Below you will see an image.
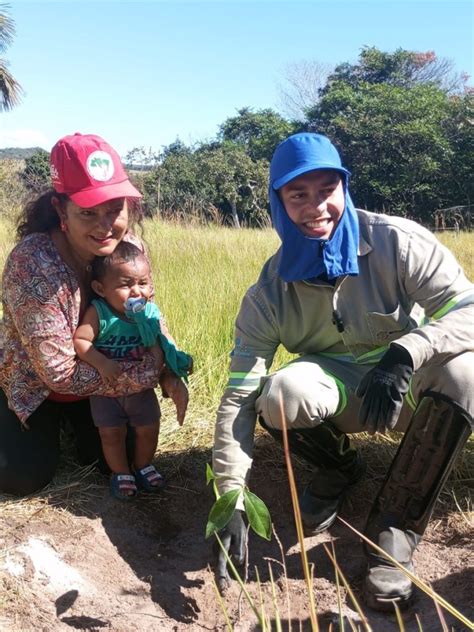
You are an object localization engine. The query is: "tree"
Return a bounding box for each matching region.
[0,3,23,111]
[143,149,201,217]
[307,81,455,221]
[324,46,469,95]
[143,140,269,226]
[440,91,474,206]
[197,142,269,227]
[161,138,192,159]
[277,59,333,119]
[124,146,160,171]
[20,149,51,192]
[304,46,473,222]
[219,107,295,162]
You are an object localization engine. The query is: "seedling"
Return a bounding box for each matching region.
[205,463,272,541]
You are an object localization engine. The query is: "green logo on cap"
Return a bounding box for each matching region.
[86,151,115,182]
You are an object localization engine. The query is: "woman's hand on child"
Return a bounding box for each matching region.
[150,344,165,376]
[159,369,189,426]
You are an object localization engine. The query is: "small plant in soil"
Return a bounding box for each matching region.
[205,463,271,541]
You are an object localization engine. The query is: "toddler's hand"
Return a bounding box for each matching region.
[99,359,123,385]
[159,370,189,426]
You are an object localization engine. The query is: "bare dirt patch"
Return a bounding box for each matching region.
[1,423,472,632]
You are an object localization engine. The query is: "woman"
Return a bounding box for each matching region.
[0,132,186,496]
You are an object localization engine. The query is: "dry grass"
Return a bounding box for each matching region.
[0,216,472,630]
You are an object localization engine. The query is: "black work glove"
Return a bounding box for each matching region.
[214,509,247,591]
[356,345,414,435]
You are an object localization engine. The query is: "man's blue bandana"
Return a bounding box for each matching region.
[269,133,360,282]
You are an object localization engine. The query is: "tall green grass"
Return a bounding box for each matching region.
[0,216,472,416]
[143,220,290,412]
[143,221,474,411]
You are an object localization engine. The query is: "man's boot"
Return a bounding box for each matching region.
[259,417,365,534]
[363,392,472,611]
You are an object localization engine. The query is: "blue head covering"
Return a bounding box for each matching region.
[270,133,359,282]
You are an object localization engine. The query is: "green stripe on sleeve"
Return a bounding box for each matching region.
[227,371,263,390]
[431,290,474,320]
[319,346,388,365]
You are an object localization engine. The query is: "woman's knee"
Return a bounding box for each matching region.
[0,396,60,496]
[0,455,58,496]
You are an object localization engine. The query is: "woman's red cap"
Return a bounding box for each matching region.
[50,133,141,208]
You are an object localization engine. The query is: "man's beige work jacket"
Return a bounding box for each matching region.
[213,210,474,496]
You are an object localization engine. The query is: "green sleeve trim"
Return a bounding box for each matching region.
[431,290,474,320]
[356,346,388,364]
[319,346,387,365]
[228,371,263,390]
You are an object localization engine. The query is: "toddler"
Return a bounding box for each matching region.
[74,241,192,499]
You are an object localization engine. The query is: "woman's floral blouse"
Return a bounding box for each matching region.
[0,232,161,425]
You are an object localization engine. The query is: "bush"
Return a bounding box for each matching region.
[20,149,51,193]
[0,159,28,220]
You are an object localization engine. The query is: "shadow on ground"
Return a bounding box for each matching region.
[3,426,471,630]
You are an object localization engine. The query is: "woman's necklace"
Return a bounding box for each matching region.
[50,230,94,319]
[68,250,93,283]
[51,230,93,278]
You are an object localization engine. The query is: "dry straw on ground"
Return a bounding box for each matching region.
[0,218,472,630]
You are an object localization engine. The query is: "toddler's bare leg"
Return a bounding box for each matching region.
[134,423,160,470]
[98,426,129,474]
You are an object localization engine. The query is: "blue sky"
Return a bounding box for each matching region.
[1,0,473,157]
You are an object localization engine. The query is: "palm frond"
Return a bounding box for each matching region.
[0,58,23,111]
[0,3,16,54]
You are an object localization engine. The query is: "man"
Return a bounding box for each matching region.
[212,133,473,610]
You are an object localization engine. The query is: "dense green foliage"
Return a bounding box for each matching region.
[322,47,469,93]
[306,47,473,221]
[136,47,472,226]
[143,138,270,226]
[20,148,50,192]
[308,82,458,220]
[219,106,296,161]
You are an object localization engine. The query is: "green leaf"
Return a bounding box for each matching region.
[205,489,241,539]
[205,463,216,485]
[243,489,272,541]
